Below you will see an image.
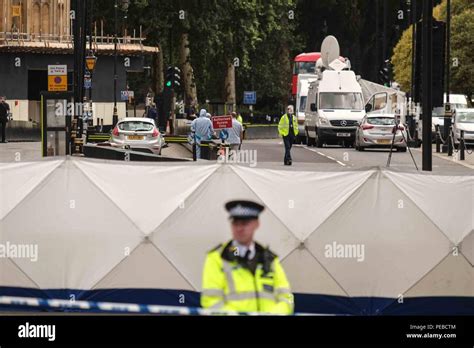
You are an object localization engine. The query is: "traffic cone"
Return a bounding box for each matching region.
[166,120,171,135]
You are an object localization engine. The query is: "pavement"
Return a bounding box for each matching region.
[1,140,473,175]
[426,144,474,170]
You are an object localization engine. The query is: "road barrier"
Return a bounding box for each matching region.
[5,121,41,142]
[244,124,279,140]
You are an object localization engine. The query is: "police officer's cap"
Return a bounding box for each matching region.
[225,200,265,221]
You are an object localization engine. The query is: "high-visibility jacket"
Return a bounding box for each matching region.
[237,115,243,125]
[278,113,299,137]
[201,240,294,315]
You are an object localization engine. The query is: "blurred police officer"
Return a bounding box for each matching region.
[278,105,298,166]
[201,200,294,314]
[0,96,11,143]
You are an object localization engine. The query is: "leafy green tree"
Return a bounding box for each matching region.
[392,0,474,98]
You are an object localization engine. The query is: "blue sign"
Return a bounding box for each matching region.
[84,78,92,90]
[243,91,257,105]
[120,91,129,101]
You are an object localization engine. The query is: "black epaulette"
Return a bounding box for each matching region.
[208,243,223,253]
[255,243,277,260]
[260,244,277,275]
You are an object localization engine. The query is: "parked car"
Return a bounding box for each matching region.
[111,118,164,155]
[431,94,469,141]
[355,113,407,152]
[453,108,474,147]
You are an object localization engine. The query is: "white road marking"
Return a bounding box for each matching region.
[303,146,347,167]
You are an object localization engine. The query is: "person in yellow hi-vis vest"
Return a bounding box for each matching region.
[201,200,294,315]
[278,105,299,166]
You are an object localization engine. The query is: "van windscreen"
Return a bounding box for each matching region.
[299,96,307,112]
[319,93,364,110]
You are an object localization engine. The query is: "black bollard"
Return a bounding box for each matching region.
[435,125,441,153]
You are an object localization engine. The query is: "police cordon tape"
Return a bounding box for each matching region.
[0,296,320,316]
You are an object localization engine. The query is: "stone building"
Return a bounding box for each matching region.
[0,0,158,125]
[0,0,71,39]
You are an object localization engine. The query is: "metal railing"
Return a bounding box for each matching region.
[0,31,146,46]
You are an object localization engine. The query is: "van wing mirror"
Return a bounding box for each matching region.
[365,104,373,113]
[310,103,317,112]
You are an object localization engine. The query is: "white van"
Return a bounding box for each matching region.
[295,73,318,144]
[304,70,365,147]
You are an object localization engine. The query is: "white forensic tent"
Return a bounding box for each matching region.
[0,158,473,315]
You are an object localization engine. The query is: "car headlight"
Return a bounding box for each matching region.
[319,116,329,125]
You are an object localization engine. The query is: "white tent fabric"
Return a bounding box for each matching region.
[384,171,474,245]
[462,231,474,266]
[232,166,374,241]
[0,158,472,314]
[306,172,452,299]
[0,160,63,220]
[74,161,219,235]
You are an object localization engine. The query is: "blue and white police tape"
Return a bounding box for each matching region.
[0,296,317,316]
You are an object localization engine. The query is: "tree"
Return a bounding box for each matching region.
[391,0,474,97]
[450,9,474,100]
[391,25,412,92]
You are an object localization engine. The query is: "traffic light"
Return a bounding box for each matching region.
[165,66,181,90]
[414,18,446,106]
[379,59,393,87]
[432,20,446,108]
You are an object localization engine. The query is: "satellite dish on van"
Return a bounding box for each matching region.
[321,35,340,69]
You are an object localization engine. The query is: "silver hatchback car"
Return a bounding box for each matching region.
[355,114,407,152]
[111,118,164,155]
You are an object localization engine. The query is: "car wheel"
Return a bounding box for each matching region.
[358,146,365,152]
[397,147,407,153]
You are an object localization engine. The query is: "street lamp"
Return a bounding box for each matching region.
[444,0,453,156]
[113,0,119,127]
[85,52,97,73]
[112,0,130,127]
[86,51,97,126]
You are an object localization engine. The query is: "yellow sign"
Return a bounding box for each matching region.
[48,65,68,92]
[12,5,21,17]
[48,75,68,92]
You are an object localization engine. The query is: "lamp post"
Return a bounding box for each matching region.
[85,51,97,126]
[113,0,118,127]
[88,0,94,125]
[444,0,452,156]
[422,0,433,171]
[112,0,129,127]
